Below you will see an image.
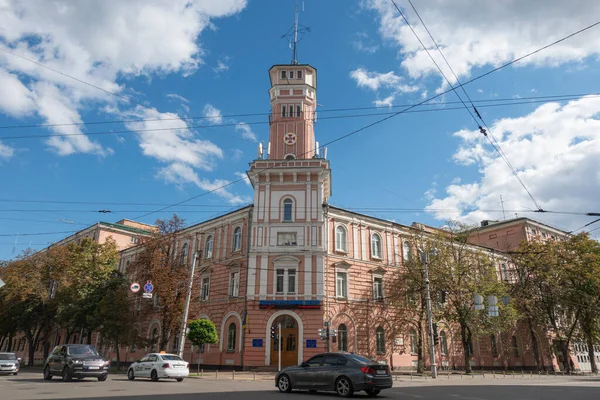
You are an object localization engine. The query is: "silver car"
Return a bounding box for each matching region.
[0,352,21,375]
[275,353,393,397]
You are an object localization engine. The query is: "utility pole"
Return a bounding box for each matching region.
[278,323,282,372]
[178,250,200,359]
[422,251,438,379]
[325,321,331,352]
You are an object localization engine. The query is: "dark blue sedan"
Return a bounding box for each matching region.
[275,352,393,397]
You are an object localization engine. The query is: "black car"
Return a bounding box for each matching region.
[43,344,110,382]
[275,352,393,397]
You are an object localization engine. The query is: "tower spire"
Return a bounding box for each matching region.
[283,1,309,65]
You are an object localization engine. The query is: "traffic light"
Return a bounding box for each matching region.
[271,325,277,339]
[432,323,439,346]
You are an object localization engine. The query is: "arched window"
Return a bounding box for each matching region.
[491,335,498,357]
[440,331,448,355]
[338,324,348,352]
[335,225,347,252]
[409,329,417,354]
[283,199,293,222]
[285,154,296,160]
[501,263,509,281]
[204,235,213,259]
[180,242,188,265]
[232,227,242,252]
[376,326,385,354]
[371,233,382,258]
[512,335,520,357]
[227,323,236,351]
[402,241,411,262]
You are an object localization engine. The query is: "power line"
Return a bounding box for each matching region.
[0,92,597,131]
[395,0,543,212]
[3,95,600,141]
[0,230,78,237]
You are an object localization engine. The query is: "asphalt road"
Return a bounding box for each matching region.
[2,370,600,400]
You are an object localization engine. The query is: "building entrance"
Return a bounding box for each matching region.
[270,315,298,367]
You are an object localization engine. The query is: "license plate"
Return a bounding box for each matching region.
[174,365,184,368]
[88,366,99,370]
[376,370,386,375]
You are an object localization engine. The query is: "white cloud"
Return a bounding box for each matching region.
[235,122,257,142]
[373,95,395,108]
[235,171,251,187]
[213,55,230,73]
[0,0,247,156]
[166,93,190,103]
[426,96,600,232]
[120,106,249,205]
[362,0,600,84]
[0,141,14,160]
[203,104,223,125]
[349,68,418,92]
[353,32,380,54]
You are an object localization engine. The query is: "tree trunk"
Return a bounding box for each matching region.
[461,324,472,374]
[115,338,121,371]
[416,326,424,373]
[0,335,5,351]
[586,334,598,373]
[528,320,541,371]
[87,329,92,344]
[7,331,13,352]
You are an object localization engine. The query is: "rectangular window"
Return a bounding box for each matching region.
[281,70,287,79]
[288,269,296,294]
[336,271,348,298]
[297,70,302,79]
[282,105,286,117]
[201,277,210,301]
[289,104,294,117]
[230,272,240,297]
[277,232,297,246]
[276,269,285,294]
[289,71,294,79]
[373,277,384,300]
[296,105,301,117]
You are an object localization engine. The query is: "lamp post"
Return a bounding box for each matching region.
[421,250,438,379]
[178,250,200,359]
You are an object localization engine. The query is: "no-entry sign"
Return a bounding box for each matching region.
[130,282,141,293]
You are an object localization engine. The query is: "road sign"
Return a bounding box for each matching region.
[130,282,140,293]
[142,292,153,299]
[144,282,154,293]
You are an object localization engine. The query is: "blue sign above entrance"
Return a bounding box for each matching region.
[306,340,317,348]
[252,339,264,348]
[259,300,321,310]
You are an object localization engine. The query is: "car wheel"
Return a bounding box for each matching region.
[62,366,72,382]
[366,388,381,397]
[43,365,52,380]
[277,374,292,393]
[176,378,184,382]
[97,375,108,382]
[151,370,159,382]
[335,376,354,398]
[128,369,135,381]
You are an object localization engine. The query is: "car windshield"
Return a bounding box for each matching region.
[161,355,183,361]
[0,353,17,360]
[348,354,376,364]
[67,345,99,356]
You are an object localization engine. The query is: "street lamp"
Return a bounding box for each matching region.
[419,249,438,379]
[177,250,201,358]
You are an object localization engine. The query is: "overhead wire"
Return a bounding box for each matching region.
[395,0,543,212]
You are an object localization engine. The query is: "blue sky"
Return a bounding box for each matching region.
[1,0,600,260]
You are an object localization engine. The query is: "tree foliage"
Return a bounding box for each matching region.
[186,318,218,348]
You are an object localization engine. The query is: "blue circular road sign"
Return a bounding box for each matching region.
[144,282,154,293]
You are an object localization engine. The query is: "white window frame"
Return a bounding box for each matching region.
[371,233,383,259]
[296,104,301,117]
[282,198,294,222]
[204,235,214,259]
[229,271,240,297]
[289,70,294,79]
[232,226,242,252]
[282,105,287,117]
[274,268,296,295]
[409,329,418,355]
[335,225,348,252]
[440,331,448,355]
[227,322,236,352]
[376,326,386,354]
[297,70,303,79]
[200,275,210,301]
[500,263,510,282]
[373,276,384,301]
[281,70,287,79]
[336,271,348,299]
[402,240,411,262]
[180,242,189,265]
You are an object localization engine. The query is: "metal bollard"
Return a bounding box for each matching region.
[493,370,496,379]
[447,371,450,379]
[522,370,524,377]
[410,372,413,381]
[253,371,256,381]
[503,370,506,378]
[216,370,218,379]
[530,371,533,378]
[232,370,235,380]
[460,373,463,379]
[201,369,203,378]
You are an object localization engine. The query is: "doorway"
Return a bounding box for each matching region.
[270,315,298,367]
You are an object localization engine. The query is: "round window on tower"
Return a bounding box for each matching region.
[285,154,296,160]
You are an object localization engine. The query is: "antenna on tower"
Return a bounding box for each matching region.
[282,0,309,64]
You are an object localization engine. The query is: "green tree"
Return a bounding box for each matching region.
[422,222,518,373]
[186,318,218,350]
